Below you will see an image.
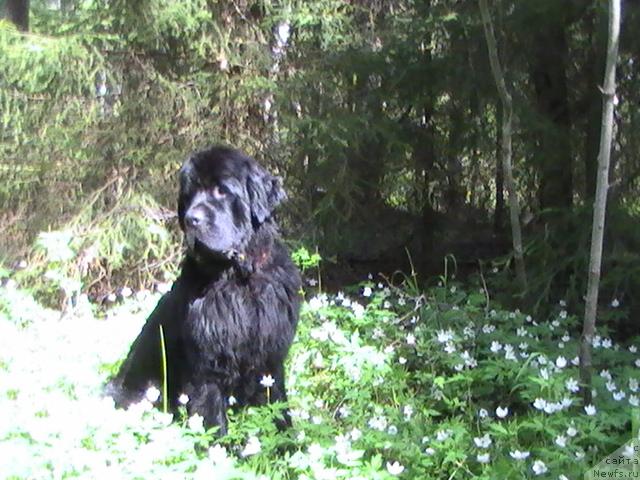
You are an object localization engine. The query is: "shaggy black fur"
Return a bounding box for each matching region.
[106,146,301,433]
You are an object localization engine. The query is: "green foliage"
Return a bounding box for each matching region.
[1,0,511,278]
[3,0,639,318]
[487,205,640,331]
[16,190,180,305]
[1,0,278,280]
[1,274,638,478]
[291,246,322,273]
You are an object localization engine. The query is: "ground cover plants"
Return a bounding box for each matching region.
[0,259,637,479]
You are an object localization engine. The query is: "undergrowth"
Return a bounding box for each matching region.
[0,258,638,479]
[13,189,181,307]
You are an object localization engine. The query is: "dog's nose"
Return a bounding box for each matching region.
[185,208,206,227]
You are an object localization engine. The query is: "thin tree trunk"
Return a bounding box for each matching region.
[583,10,606,200]
[579,0,621,405]
[479,0,527,292]
[494,101,505,233]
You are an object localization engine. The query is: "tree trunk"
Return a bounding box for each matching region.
[445,104,464,211]
[579,0,621,406]
[583,9,607,200]
[494,101,505,233]
[479,0,527,293]
[530,16,572,211]
[2,0,29,31]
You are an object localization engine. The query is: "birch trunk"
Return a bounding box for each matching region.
[478,0,527,292]
[579,0,621,405]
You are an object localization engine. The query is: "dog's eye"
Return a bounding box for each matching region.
[211,185,231,200]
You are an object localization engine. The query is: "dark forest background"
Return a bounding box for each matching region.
[1,0,639,330]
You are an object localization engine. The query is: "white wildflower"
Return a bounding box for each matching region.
[566,378,579,393]
[496,406,509,418]
[555,435,567,448]
[260,374,275,388]
[145,386,161,403]
[544,402,562,414]
[241,436,262,457]
[368,416,388,431]
[436,329,454,343]
[482,323,496,334]
[403,405,414,420]
[208,444,228,465]
[533,398,547,411]
[532,460,547,475]
[386,461,404,475]
[477,453,490,463]
[352,302,365,318]
[188,413,205,432]
[504,344,517,361]
[473,434,492,448]
[510,450,530,460]
[308,296,325,311]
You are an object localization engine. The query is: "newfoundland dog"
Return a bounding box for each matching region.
[107,146,301,434]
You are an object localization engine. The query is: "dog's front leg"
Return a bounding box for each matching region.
[187,380,228,436]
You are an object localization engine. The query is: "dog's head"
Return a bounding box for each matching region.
[177,146,286,265]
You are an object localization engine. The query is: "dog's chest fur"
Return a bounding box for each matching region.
[186,280,254,356]
[183,264,299,372]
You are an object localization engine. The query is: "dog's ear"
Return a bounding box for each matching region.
[246,162,287,225]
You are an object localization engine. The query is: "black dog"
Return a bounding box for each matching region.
[107,146,301,433]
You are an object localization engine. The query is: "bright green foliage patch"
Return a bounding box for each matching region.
[0,274,636,479]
